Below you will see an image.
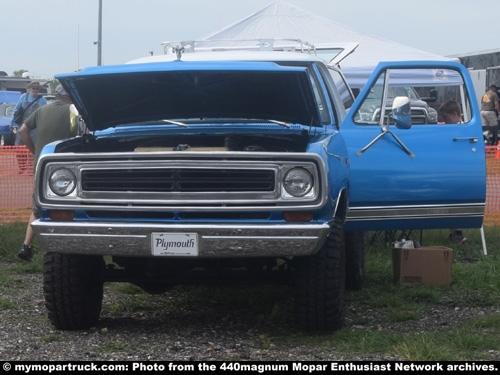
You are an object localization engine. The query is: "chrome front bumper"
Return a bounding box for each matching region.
[31,221,331,258]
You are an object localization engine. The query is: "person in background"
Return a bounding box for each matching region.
[438,99,467,244]
[480,85,500,145]
[17,85,75,261]
[10,82,48,172]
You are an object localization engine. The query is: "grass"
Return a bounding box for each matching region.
[0,221,42,272]
[326,228,500,360]
[1,223,499,360]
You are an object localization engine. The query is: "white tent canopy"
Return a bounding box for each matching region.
[198,1,454,85]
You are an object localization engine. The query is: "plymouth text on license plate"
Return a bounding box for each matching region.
[151,233,199,256]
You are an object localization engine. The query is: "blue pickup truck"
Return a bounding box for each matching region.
[0,91,21,146]
[31,40,485,332]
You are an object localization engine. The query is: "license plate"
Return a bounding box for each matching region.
[151,233,198,256]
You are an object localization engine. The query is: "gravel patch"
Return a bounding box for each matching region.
[1,269,499,361]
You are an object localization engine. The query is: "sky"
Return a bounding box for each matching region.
[1,0,498,79]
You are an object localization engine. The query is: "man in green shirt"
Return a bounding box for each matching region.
[17,84,75,261]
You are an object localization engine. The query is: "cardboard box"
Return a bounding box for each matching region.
[392,246,453,286]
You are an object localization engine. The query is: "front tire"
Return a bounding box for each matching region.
[293,217,346,332]
[43,253,105,330]
[344,231,365,291]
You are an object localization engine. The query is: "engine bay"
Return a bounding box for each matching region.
[55,132,312,154]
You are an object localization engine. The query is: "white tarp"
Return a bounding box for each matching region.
[198,1,454,85]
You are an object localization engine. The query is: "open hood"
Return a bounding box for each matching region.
[56,61,322,132]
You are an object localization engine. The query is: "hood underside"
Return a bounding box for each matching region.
[56,61,321,131]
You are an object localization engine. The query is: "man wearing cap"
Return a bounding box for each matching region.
[481,85,500,123]
[10,81,48,171]
[17,84,76,261]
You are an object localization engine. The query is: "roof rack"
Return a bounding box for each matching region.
[161,39,318,56]
[159,39,359,66]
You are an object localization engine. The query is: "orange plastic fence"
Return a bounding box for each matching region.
[2,146,500,226]
[0,146,34,223]
[484,146,500,226]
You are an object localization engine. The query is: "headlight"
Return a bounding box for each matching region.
[49,168,77,196]
[428,107,438,123]
[283,168,313,197]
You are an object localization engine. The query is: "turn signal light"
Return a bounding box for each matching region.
[283,211,314,222]
[47,210,76,221]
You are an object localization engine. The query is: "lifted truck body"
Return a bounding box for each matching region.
[30,41,485,332]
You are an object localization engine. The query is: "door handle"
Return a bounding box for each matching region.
[453,137,478,143]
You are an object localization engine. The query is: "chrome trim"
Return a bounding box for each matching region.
[36,152,328,211]
[346,203,484,221]
[31,221,331,258]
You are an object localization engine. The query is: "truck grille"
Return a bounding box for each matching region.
[82,168,275,193]
[39,153,326,211]
[410,108,428,124]
[382,107,429,124]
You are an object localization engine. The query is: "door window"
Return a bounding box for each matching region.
[353,68,469,126]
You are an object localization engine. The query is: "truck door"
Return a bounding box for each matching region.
[341,61,486,231]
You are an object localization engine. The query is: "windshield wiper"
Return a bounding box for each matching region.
[142,118,290,128]
[267,119,290,128]
[130,119,188,127]
[161,119,187,127]
[244,118,291,128]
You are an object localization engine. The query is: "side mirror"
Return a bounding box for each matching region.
[430,88,438,100]
[421,88,438,103]
[392,96,411,129]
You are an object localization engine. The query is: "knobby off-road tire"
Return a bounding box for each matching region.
[43,253,105,330]
[293,217,346,332]
[344,231,365,291]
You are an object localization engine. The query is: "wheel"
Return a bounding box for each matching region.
[293,217,346,332]
[344,231,365,291]
[43,253,105,330]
